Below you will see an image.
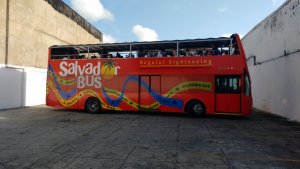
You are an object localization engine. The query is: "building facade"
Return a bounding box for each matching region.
[0,0,102,109]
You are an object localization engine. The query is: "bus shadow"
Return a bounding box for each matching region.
[204,114,250,120]
[51,108,250,120]
[101,110,187,118]
[51,108,188,118]
[103,110,251,120]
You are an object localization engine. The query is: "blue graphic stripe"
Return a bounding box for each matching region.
[48,64,77,99]
[102,76,184,109]
[101,76,138,107]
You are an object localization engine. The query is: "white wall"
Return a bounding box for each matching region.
[24,67,47,106]
[0,65,47,109]
[242,0,300,122]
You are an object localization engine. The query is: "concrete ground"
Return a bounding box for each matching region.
[0,107,299,169]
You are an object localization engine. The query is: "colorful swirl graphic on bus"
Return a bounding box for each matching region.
[48,64,212,110]
[101,76,183,109]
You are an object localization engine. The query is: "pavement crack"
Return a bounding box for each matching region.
[61,126,122,168]
[118,146,137,169]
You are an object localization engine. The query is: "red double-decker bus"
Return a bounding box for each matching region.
[46,34,252,116]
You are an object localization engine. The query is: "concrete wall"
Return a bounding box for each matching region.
[0,0,103,109]
[242,0,300,122]
[5,0,102,68]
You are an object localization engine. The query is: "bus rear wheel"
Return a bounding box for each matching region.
[186,100,205,117]
[85,97,101,114]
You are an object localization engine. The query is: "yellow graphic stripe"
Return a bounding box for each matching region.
[165,81,212,98]
[46,81,49,95]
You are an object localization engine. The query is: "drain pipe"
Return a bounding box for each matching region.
[4,0,10,67]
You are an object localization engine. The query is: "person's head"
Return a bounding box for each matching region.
[221,79,226,86]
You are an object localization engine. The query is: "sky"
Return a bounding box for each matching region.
[63,0,286,43]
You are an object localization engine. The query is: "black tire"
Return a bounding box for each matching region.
[186,100,205,117]
[85,97,101,114]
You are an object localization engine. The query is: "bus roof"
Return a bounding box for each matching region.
[50,34,238,53]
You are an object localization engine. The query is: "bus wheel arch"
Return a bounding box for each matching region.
[85,97,101,114]
[185,99,206,117]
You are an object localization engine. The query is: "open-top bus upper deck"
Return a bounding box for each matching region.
[50,34,242,58]
[49,34,247,75]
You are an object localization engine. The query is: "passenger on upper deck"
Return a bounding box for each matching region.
[230,34,240,55]
[108,54,113,58]
[99,50,108,58]
[128,53,135,58]
[221,50,229,55]
[179,50,186,57]
[157,50,162,57]
[116,52,123,58]
[206,50,212,56]
[166,50,174,57]
[211,44,220,56]
[232,42,240,55]
[197,50,204,56]
[138,50,146,58]
[185,49,192,56]
[161,49,167,57]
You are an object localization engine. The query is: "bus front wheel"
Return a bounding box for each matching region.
[186,100,205,117]
[85,97,101,114]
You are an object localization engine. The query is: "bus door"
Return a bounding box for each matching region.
[139,75,161,111]
[215,75,241,113]
[242,72,252,114]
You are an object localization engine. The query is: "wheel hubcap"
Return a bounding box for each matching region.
[90,102,98,110]
[194,104,203,114]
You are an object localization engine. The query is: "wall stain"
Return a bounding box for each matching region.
[45,0,103,41]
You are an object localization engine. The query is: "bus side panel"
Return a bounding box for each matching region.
[46,60,79,109]
[117,75,139,111]
[160,75,184,113]
[46,75,61,108]
[160,74,214,113]
[242,97,253,116]
[194,93,215,114]
[46,61,62,108]
[95,74,139,111]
